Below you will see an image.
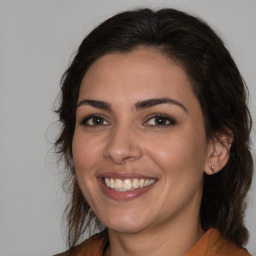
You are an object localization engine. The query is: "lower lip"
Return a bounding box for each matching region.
[97,178,156,201]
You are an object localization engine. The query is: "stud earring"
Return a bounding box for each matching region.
[210,166,215,173]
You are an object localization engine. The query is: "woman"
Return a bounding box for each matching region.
[55,8,253,256]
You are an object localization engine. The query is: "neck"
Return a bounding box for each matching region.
[105,214,204,256]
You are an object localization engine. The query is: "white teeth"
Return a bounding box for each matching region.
[123,179,132,190]
[104,178,156,191]
[148,179,155,185]
[110,178,115,189]
[133,179,139,188]
[115,179,122,189]
[139,179,144,188]
[105,178,110,187]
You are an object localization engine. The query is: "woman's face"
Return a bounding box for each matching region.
[72,48,212,234]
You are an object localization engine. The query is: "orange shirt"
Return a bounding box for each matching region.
[184,228,251,256]
[55,228,251,256]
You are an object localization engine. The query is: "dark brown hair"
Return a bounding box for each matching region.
[55,8,253,248]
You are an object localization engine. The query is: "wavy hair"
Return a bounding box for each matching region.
[55,8,253,248]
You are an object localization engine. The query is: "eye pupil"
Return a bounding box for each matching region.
[93,117,103,125]
[155,117,166,125]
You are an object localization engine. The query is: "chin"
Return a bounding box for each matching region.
[101,213,150,234]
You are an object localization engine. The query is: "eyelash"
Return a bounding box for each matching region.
[79,113,176,127]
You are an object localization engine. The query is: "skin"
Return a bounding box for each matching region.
[72,47,229,256]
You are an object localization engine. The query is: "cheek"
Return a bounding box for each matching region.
[72,132,101,204]
[146,129,207,177]
[72,131,102,173]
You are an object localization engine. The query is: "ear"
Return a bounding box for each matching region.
[204,132,233,175]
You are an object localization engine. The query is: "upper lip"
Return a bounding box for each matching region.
[97,172,157,180]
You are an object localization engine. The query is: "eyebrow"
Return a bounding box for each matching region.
[77,97,187,113]
[135,98,188,112]
[77,99,112,111]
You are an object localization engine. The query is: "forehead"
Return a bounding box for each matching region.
[78,48,198,110]
[83,47,186,80]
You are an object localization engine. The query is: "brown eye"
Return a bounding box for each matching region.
[154,117,169,125]
[91,116,105,125]
[80,115,110,126]
[144,114,176,127]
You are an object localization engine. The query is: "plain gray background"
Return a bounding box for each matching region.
[0,0,255,255]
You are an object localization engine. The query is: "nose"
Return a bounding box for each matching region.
[103,125,143,164]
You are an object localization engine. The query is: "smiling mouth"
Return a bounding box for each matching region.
[103,178,157,191]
